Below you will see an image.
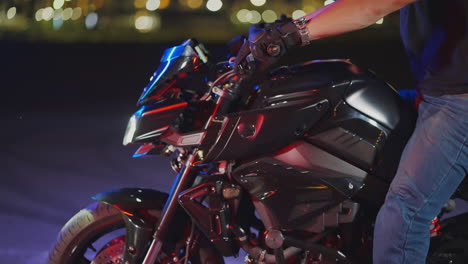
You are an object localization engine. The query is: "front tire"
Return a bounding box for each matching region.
[48,201,225,264]
[48,202,124,264]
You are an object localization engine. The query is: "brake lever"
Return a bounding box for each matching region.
[233,39,254,74]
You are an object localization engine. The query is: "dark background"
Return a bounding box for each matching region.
[1,31,417,263]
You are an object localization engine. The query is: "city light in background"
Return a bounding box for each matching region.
[0,0,393,42]
[7,7,17,19]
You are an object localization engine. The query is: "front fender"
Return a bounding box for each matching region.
[93,189,224,264]
[93,187,168,214]
[93,188,169,264]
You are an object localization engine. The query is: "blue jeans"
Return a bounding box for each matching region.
[373,93,468,263]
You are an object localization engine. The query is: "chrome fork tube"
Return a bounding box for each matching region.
[142,151,198,264]
[142,240,163,264]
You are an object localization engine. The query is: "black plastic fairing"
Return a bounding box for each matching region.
[202,98,329,162]
[344,78,402,130]
[306,100,389,171]
[232,142,366,231]
[233,157,341,231]
[252,60,355,109]
[272,141,367,191]
[132,143,166,158]
[131,99,188,144]
[93,188,168,213]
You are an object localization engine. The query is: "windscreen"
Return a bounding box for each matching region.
[137,39,209,106]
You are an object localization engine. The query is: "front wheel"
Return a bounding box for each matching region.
[48,202,224,264]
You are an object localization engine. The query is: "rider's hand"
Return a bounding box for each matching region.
[247,16,304,62]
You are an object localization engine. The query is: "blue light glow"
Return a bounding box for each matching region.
[85,12,99,29]
[135,106,145,118]
[53,17,64,30]
[133,152,148,158]
[139,47,177,100]
[161,167,185,212]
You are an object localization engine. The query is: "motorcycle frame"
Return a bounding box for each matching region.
[142,151,199,264]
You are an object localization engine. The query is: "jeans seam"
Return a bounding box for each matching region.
[400,134,467,263]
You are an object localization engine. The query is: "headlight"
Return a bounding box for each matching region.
[123,115,137,146]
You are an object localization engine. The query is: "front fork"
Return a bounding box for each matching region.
[142,151,199,264]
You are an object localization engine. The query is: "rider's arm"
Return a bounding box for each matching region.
[302,0,417,40]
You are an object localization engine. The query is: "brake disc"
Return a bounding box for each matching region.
[90,238,125,264]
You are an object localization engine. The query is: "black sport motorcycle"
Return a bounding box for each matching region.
[48,39,468,264]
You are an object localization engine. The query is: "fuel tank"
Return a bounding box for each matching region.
[202,59,416,172]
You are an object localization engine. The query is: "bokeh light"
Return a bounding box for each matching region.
[53,13,64,30]
[35,9,43,21]
[71,7,82,20]
[237,9,250,23]
[43,7,54,21]
[187,0,203,9]
[206,0,222,12]
[146,0,161,11]
[53,0,65,10]
[135,15,153,31]
[135,14,161,32]
[250,0,266,7]
[159,0,170,9]
[302,3,316,13]
[261,10,277,23]
[85,12,99,29]
[292,10,306,20]
[7,7,17,20]
[62,8,73,20]
[249,10,261,24]
[0,0,398,42]
[54,8,63,20]
[134,0,146,9]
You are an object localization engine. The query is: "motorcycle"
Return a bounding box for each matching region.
[48,38,468,264]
